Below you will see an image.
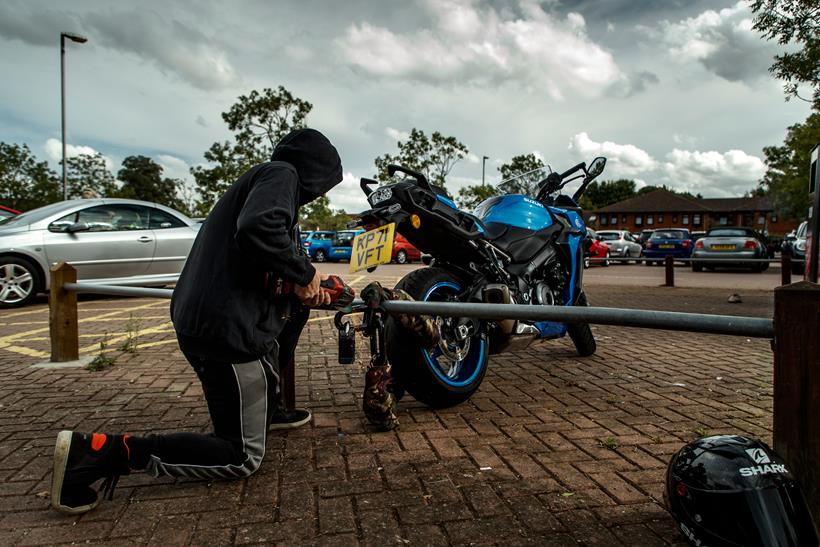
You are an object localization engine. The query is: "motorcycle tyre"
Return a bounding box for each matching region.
[567,290,596,357]
[386,267,489,409]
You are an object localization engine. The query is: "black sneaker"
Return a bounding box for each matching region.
[268,408,312,430]
[51,431,130,514]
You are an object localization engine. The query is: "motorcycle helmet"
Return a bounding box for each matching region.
[665,435,817,547]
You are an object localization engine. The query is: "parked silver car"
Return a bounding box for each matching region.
[691,227,768,272]
[595,230,643,263]
[0,199,200,307]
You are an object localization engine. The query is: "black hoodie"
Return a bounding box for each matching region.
[171,129,343,362]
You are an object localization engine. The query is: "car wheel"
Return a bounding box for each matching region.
[0,256,42,308]
[602,251,610,267]
[692,262,703,272]
[396,250,408,264]
[583,256,590,269]
[314,249,326,263]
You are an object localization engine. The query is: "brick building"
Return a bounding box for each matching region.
[589,189,799,236]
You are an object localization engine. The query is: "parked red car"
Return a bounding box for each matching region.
[584,229,610,268]
[392,233,421,264]
[0,205,21,221]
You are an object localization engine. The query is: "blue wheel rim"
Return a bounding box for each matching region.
[421,281,486,387]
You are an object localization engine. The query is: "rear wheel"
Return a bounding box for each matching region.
[692,262,703,272]
[567,290,596,357]
[396,250,408,264]
[602,251,610,267]
[314,249,326,263]
[386,267,489,408]
[0,256,41,308]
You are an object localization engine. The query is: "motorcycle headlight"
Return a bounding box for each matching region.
[369,187,393,206]
[796,240,806,251]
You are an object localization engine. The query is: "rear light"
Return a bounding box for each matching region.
[682,240,690,248]
[303,241,311,247]
[695,240,704,250]
[646,241,652,248]
[744,240,757,249]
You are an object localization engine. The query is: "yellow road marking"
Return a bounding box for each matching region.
[78,321,174,354]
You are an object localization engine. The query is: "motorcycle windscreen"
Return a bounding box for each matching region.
[682,485,818,547]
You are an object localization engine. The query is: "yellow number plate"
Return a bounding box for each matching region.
[712,244,735,251]
[349,223,395,273]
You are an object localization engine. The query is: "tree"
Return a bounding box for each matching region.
[751,0,820,107]
[497,153,546,195]
[299,196,352,231]
[759,112,820,219]
[65,153,117,199]
[581,179,637,209]
[374,128,468,188]
[193,86,312,213]
[0,142,60,210]
[118,155,182,209]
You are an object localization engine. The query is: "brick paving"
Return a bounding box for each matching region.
[0,278,775,546]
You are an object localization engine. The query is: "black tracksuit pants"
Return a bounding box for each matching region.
[126,308,309,479]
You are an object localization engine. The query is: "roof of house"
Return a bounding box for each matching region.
[595,189,774,214]
[596,190,707,214]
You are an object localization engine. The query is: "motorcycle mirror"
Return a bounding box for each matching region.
[586,157,606,179]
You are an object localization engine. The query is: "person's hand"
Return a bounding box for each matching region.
[295,271,331,307]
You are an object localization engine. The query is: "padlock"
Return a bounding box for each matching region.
[338,321,356,365]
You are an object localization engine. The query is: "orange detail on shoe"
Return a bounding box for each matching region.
[123,435,132,460]
[91,433,107,451]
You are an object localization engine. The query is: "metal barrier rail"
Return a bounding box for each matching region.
[63,282,173,299]
[377,300,774,338]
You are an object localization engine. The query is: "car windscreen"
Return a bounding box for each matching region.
[597,233,621,241]
[651,230,688,239]
[0,202,72,227]
[707,229,750,237]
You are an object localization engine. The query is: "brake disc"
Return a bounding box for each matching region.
[435,316,471,362]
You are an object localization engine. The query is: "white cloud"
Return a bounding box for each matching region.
[44,138,114,170]
[662,148,765,195]
[568,132,656,176]
[157,154,192,182]
[659,1,775,83]
[336,0,622,99]
[385,127,410,143]
[326,171,370,213]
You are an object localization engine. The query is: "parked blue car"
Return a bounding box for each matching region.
[644,228,693,263]
[328,229,364,262]
[302,230,335,262]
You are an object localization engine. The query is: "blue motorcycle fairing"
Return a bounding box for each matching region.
[548,206,585,234]
[476,195,554,231]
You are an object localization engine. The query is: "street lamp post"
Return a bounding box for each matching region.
[60,32,88,201]
[482,155,489,187]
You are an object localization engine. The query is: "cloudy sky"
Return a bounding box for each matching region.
[0,0,812,212]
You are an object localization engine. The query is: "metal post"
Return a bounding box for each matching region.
[664,255,674,287]
[808,144,819,282]
[781,253,792,286]
[482,156,488,187]
[60,34,67,201]
[773,281,820,526]
[50,262,79,362]
[59,32,88,201]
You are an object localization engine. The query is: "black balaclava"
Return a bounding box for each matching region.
[270,128,343,206]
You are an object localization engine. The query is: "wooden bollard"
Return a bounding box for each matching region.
[664,255,674,287]
[773,281,820,525]
[781,253,792,286]
[49,262,79,362]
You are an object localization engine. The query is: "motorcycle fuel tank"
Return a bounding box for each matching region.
[475,195,554,231]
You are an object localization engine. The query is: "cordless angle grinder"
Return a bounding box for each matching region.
[267,274,356,314]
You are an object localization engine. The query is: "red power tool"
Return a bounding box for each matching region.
[319,275,356,311]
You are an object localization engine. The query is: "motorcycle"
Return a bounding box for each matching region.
[348,156,607,408]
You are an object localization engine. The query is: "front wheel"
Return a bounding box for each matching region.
[567,290,596,357]
[0,256,41,308]
[386,267,489,408]
[602,251,610,267]
[314,249,326,263]
[395,250,408,264]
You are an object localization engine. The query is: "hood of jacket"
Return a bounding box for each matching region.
[270,128,343,206]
